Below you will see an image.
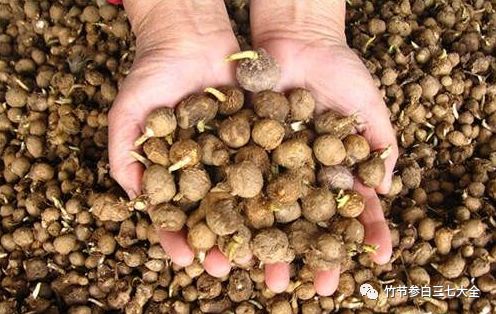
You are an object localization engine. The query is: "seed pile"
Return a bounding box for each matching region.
[0,0,494,313]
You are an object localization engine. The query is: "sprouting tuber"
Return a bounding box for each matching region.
[134,108,176,146]
[168,139,202,172]
[176,93,218,130]
[227,48,281,92]
[205,86,244,115]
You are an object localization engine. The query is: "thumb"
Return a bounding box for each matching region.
[108,100,145,199]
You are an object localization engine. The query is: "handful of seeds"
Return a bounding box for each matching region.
[130,50,392,275]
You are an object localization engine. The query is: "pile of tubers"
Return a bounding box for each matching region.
[0,0,495,313]
[131,48,394,276]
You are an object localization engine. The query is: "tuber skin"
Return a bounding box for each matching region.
[143,137,170,166]
[134,107,176,146]
[253,90,290,122]
[197,134,229,166]
[176,93,218,129]
[169,139,202,172]
[243,195,274,229]
[343,134,370,166]
[235,145,271,177]
[227,269,253,302]
[266,173,303,205]
[301,188,336,223]
[317,165,354,191]
[331,217,365,245]
[141,165,176,205]
[305,234,345,271]
[251,119,285,150]
[251,228,294,264]
[274,202,301,224]
[205,194,243,236]
[272,138,313,169]
[313,135,346,166]
[178,168,212,202]
[218,225,252,263]
[288,88,315,122]
[218,115,251,148]
[314,110,357,138]
[357,151,387,188]
[206,86,244,115]
[229,48,281,92]
[287,219,320,255]
[226,161,264,198]
[337,191,365,218]
[149,203,186,232]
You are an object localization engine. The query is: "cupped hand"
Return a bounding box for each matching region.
[108,1,242,281]
[252,31,398,295]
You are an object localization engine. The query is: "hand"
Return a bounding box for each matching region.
[251,0,398,296]
[108,0,241,278]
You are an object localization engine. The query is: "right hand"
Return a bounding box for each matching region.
[108,0,240,276]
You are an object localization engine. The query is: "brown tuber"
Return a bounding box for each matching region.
[301,188,336,223]
[142,165,176,204]
[253,90,290,122]
[149,203,186,232]
[305,234,345,271]
[272,139,313,169]
[178,168,211,202]
[228,49,281,93]
[134,108,176,146]
[288,88,315,121]
[357,148,390,188]
[204,193,243,236]
[314,110,357,138]
[218,115,251,148]
[343,134,370,165]
[205,86,244,115]
[176,93,218,129]
[226,161,264,198]
[313,135,346,166]
[251,119,285,150]
[168,139,201,172]
[251,228,294,264]
[337,191,365,218]
[187,222,217,252]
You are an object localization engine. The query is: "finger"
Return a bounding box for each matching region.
[204,248,231,278]
[361,111,399,194]
[108,103,144,199]
[355,181,392,265]
[314,266,340,296]
[158,229,194,267]
[265,262,290,293]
